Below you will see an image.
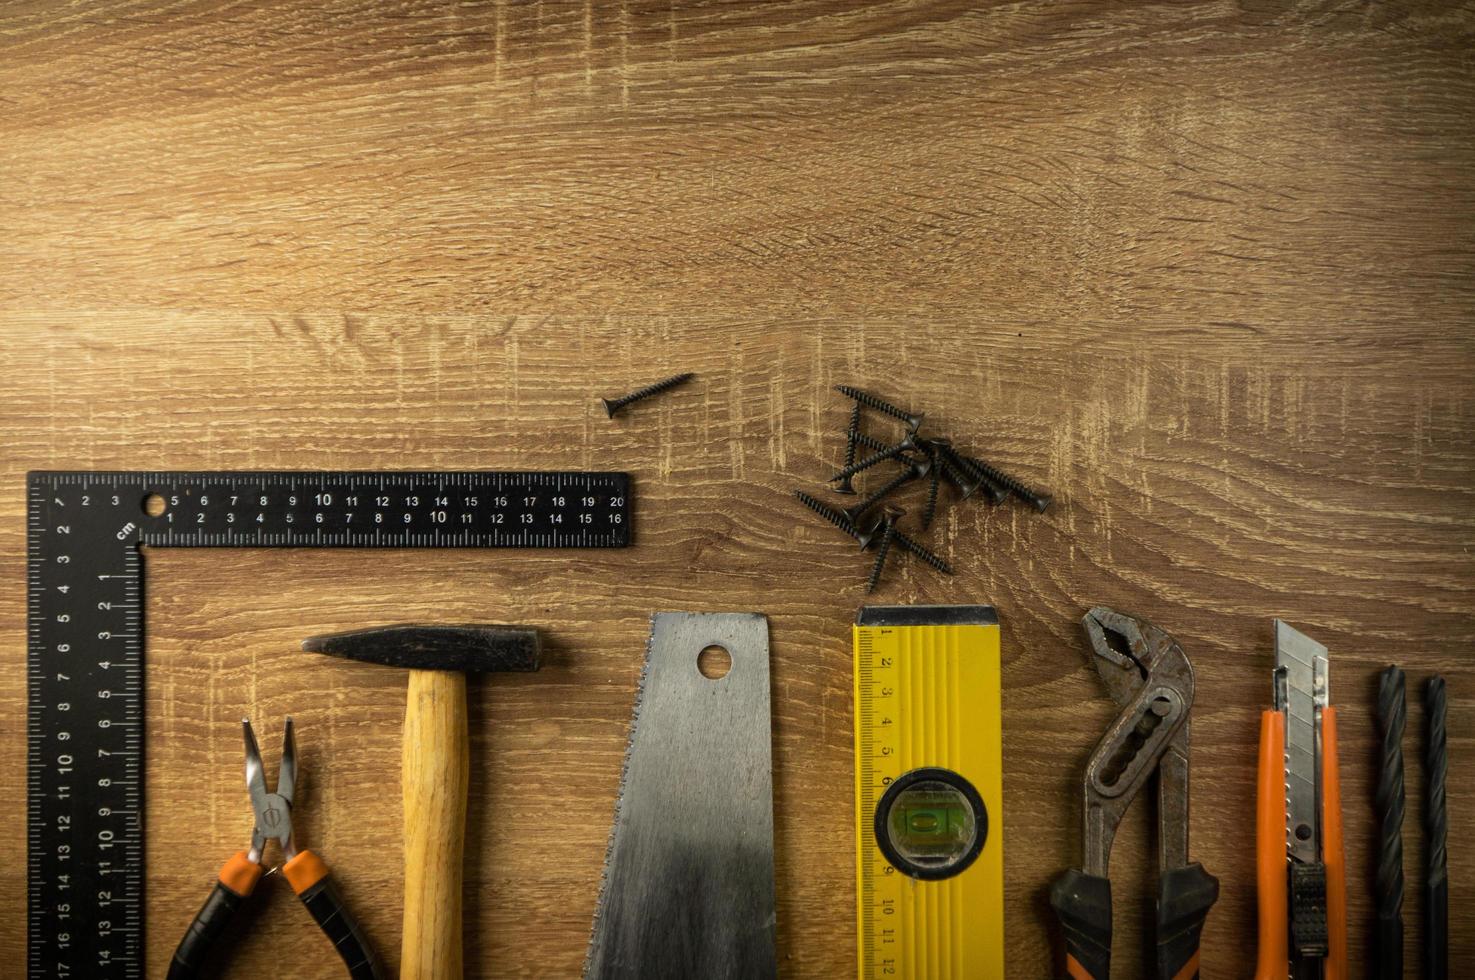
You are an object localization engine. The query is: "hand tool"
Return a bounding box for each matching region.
[27,470,629,977]
[1254,621,1347,980]
[1375,665,1406,978]
[1050,607,1218,980]
[305,624,540,980]
[169,718,384,980]
[599,372,695,416]
[585,613,776,980]
[853,605,1005,980]
[1424,675,1448,980]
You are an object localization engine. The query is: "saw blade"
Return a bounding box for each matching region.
[585,612,777,980]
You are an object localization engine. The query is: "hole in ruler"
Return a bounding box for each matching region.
[142,493,166,517]
[697,644,731,680]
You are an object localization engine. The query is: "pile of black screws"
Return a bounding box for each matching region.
[795,385,1053,592]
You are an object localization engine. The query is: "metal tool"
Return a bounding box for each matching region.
[1375,665,1406,978]
[585,613,776,979]
[26,470,629,977]
[853,605,1005,979]
[1050,607,1218,980]
[168,719,383,980]
[1254,621,1347,980]
[305,624,541,980]
[1424,675,1448,980]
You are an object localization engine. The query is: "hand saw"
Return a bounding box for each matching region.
[584,612,777,980]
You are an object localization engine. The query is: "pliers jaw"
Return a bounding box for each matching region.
[244,717,297,864]
[1078,607,1195,877]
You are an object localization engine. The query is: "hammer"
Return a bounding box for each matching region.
[303,624,541,980]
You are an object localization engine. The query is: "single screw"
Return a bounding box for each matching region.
[835,401,862,495]
[892,529,953,575]
[961,453,1052,512]
[829,432,922,484]
[836,385,924,432]
[866,506,904,592]
[920,461,941,529]
[599,372,695,417]
[842,458,931,526]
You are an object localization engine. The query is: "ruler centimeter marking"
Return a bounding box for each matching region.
[27,470,631,978]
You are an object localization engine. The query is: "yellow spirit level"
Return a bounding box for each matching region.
[853,605,1004,980]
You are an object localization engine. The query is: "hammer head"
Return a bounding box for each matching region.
[302,624,541,674]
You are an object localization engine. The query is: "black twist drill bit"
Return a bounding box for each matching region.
[829,433,920,484]
[865,508,903,593]
[599,372,695,417]
[1425,675,1448,980]
[835,385,924,431]
[1375,665,1406,980]
[961,453,1052,512]
[835,401,863,495]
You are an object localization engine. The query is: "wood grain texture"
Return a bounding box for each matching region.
[0,2,1472,977]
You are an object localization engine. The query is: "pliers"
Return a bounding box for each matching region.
[168,718,385,980]
[1050,608,1219,979]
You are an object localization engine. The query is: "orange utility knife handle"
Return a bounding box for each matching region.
[1254,709,1288,980]
[166,851,263,980]
[1322,706,1348,980]
[283,850,386,980]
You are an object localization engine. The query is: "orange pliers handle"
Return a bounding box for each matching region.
[1254,707,1347,980]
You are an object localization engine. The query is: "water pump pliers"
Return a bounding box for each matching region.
[1049,607,1219,979]
[167,717,385,979]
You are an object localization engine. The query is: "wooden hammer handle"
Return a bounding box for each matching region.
[401,670,467,980]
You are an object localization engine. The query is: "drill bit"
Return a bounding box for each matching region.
[1375,665,1406,979]
[1425,674,1448,980]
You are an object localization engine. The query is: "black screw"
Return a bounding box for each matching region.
[927,440,1007,505]
[920,461,941,529]
[599,373,695,417]
[836,385,924,432]
[842,458,930,526]
[933,447,984,499]
[866,506,904,593]
[835,401,862,495]
[830,432,922,484]
[892,529,953,575]
[961,453,1052,511]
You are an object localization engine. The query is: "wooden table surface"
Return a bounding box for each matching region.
[3,2,1472,977]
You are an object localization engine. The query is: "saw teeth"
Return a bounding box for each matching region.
[583,614,657,968]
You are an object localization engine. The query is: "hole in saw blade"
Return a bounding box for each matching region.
[697,644,731,680]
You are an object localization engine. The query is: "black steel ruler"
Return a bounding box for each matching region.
[27,470,631,978]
